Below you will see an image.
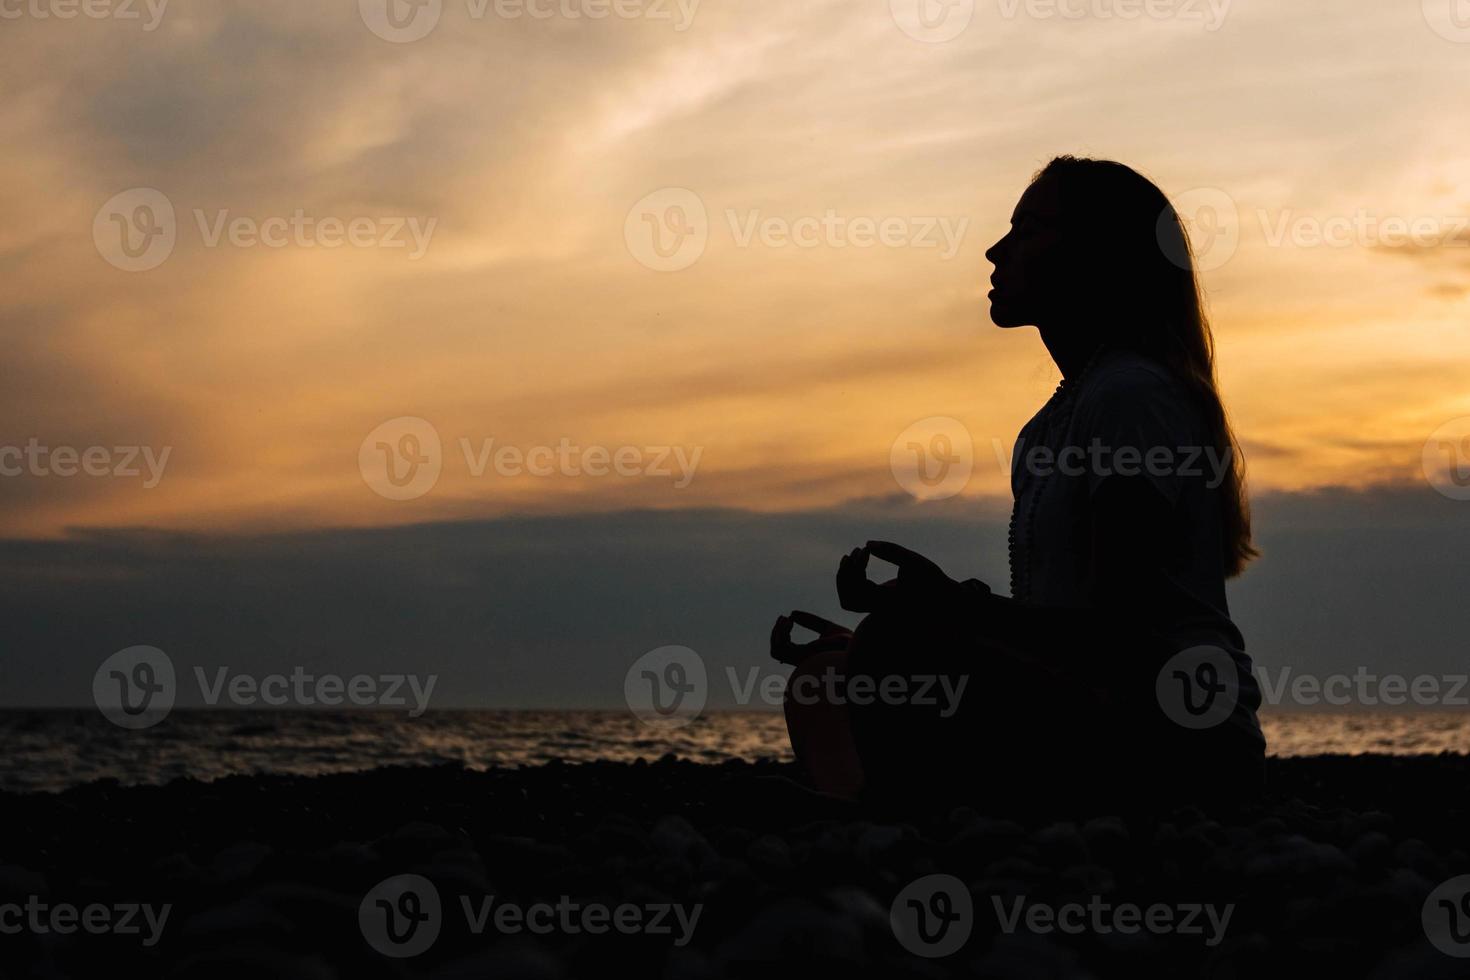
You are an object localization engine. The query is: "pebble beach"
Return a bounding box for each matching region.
[3,754,1470,978]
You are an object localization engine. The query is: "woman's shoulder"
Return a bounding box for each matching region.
[1070,349,1205,446]
[1082,349,1180,399]
[1072,350,1186,423]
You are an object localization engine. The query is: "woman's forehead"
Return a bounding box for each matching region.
[1014,178,1064,221]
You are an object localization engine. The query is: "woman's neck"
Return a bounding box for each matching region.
[1037,323,1104,381]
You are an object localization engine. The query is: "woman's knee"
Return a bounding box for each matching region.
[848,609,952,679]
[783,649,849,715]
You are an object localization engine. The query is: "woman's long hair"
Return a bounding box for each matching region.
[1035,155,1257,576]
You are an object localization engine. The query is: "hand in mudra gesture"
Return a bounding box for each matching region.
[770,610,853,667]
[836,540,957,613]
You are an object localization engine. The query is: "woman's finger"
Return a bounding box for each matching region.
[789,610,844,634]
[865,540,923,567]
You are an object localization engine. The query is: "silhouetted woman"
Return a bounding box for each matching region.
[774,156,1265,810]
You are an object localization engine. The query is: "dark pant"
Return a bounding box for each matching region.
[844,607,1264,814]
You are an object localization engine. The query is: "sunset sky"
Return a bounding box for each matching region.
[4,0,1470,708]
[3,0,1470,539]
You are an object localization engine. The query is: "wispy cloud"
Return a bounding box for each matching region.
[1,0,1468,535]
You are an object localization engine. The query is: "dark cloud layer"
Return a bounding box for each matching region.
[2,486,1466,710]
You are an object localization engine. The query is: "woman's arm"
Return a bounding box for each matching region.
[974,473,1178,683]
[833,476,1180,684]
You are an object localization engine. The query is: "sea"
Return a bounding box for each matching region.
[2,709,1468,794]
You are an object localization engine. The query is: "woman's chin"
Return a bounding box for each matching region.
[988,302,1027,329]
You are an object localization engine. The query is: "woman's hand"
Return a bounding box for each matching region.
[836,547,881,612]
[836,540,959,613]
[770,610,853,666]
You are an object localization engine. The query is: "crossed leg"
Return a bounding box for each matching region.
[782,647,864,799]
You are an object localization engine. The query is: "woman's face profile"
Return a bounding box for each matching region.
[985,177,1067,330]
